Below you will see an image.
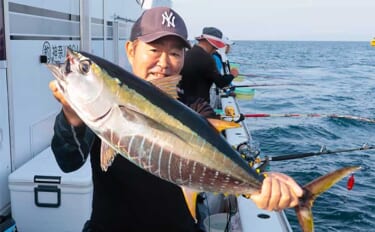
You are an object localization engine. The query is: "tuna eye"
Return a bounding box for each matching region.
[79,60,91,74]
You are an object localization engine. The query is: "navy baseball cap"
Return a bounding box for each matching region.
[130,7,191,48]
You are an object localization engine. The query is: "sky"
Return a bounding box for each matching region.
[172,0,375,41]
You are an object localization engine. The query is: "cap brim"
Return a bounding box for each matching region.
[195,35,226,49]
[206,38,226,49]
[138,31,191,48]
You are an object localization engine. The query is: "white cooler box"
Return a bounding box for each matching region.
[8,147,93,232]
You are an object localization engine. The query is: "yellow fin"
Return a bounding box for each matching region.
[207,118,241,132]
[295,166,361,232]
[181,187,198,222]
[149,74,181,99]
[100,141,117,172]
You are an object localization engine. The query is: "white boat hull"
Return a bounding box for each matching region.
[208,88,293,232]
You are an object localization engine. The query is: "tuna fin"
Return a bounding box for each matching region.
[295,166,361,232]
[181,187,198,222]
[100,141,117,172]
[207,118,241,132]
[149,74,181,99]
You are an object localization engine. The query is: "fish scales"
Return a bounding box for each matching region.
[101,126,260,194]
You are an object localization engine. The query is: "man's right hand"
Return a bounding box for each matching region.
[49,80,83,127]
[249,172,303,211]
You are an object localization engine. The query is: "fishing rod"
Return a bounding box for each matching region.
[237,73,277,78]
[234,113,375,124]
[238,73,259,77]
[263,144,375,162]
[231,61,253,66]
[224,83,313,90]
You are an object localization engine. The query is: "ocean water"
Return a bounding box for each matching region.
[230,41,375,232]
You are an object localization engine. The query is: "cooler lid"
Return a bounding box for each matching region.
[9,147,92,187]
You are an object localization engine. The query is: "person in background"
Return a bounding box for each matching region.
[212,36,238,77]
[49,7,303,232]
[212,36,239,98]
[178,27,235,105]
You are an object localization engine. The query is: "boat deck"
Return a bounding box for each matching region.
[212,90,292,232]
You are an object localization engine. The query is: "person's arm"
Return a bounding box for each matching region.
[218,74,235,87]
[49,81,95,173]
[205,56,234,88]
[182,96,219,119]
[51,110,95,172]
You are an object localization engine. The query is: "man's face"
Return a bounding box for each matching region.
[206,42,217,55]
[126,36,185,81]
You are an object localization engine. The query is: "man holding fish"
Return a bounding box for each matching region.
[49,6,303,232]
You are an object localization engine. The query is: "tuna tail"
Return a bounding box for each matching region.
[295,166,361,232]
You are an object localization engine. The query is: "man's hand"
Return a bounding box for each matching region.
[230,67,239,77]
[49,80,83,126]
[250,172,303,211]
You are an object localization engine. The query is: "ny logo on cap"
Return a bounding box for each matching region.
[161,11,175,28]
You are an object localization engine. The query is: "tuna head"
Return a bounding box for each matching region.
[47,48,114,123]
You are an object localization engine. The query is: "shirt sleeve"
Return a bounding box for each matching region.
[51,110,95,173]
[205,54,234,88]
[181,97,219,119]
[211,71,234,88]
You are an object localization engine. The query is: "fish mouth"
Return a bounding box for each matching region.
[46,63,66,92]
[46,63,63,78]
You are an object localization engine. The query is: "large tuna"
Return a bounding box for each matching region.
[47,48,360,232]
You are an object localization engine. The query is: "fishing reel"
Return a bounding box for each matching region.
[236,142,260,167]
[236,141,271,172]
[223,106,245,123]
